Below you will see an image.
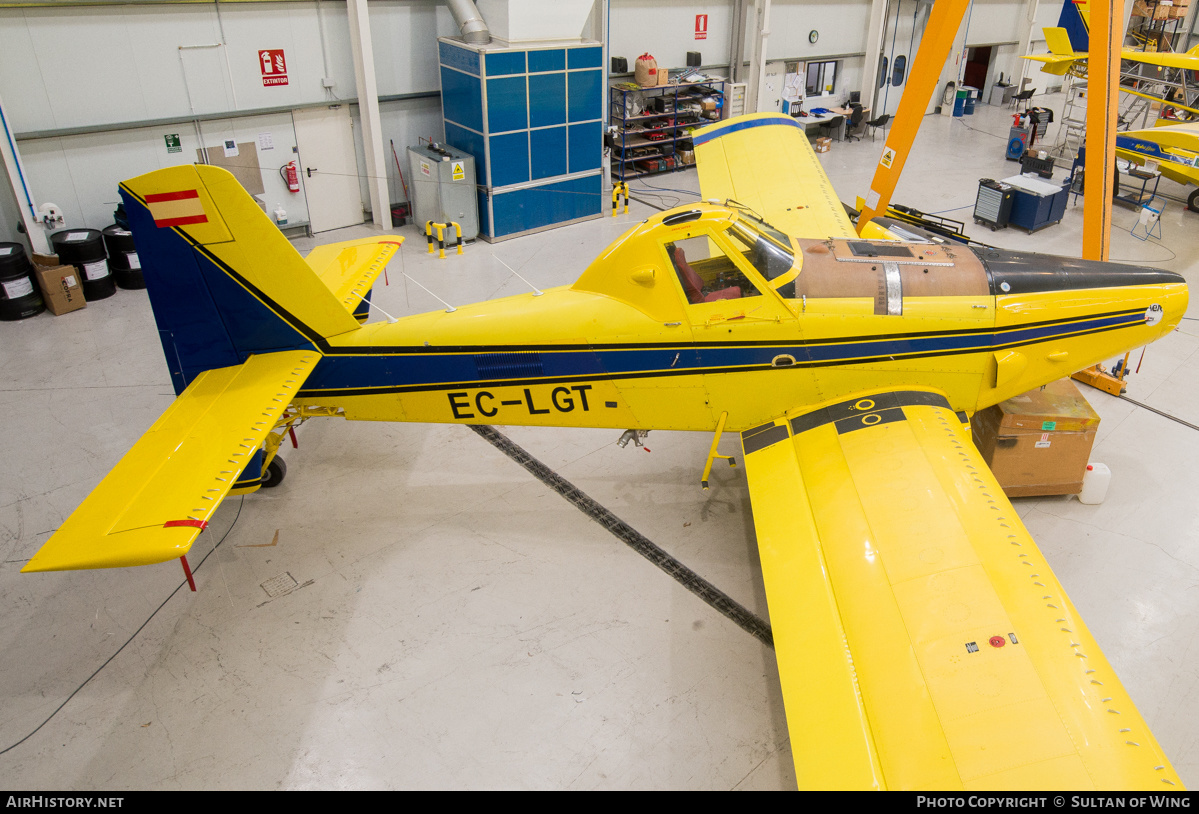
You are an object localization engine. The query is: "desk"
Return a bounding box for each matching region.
[793,106,870,140]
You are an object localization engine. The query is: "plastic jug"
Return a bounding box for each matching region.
[1078,463,1111,504]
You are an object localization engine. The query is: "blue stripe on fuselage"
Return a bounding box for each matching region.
[296,310,1143,395]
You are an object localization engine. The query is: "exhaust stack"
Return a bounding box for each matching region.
[446,0,491,44]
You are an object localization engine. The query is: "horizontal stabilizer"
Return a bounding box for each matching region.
[304,237,403,319]
[23,351,320,572]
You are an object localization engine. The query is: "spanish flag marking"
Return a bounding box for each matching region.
[145,189,209,228]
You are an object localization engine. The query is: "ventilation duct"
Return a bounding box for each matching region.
[446,0,491,44]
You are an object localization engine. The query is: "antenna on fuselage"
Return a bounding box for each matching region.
[494,256,544,297]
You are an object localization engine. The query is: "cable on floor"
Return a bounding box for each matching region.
[0,496,245,757]
[1118,394,1199,433]
[952,117,1011,142]
[468,424,775,648]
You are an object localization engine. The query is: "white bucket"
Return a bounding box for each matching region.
[1078,463,1111,504]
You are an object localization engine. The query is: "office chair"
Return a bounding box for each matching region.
[819,114,844,141]
[865,113,890,142]
[845,106,865,142]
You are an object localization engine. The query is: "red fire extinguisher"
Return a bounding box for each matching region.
[284,160,300,193]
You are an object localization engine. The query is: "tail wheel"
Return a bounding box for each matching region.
[261,456,287,488]
[1188,188,1199,213]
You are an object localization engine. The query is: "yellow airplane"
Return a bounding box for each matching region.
[1024,0,1199,118]
[22,113,1188,790]
[1116,120,1199,211]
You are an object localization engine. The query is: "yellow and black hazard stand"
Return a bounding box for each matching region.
[611,182,629,217]
[425,221,464,259]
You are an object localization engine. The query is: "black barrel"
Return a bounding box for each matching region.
[51,229,116,301]
[102,225,144,289]
[0,242,46,321]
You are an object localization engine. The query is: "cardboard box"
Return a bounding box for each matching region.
[971,378,1099,497]
[814,136,832,153]
[32,253,86,316]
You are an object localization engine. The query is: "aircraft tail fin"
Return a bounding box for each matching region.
[119,165,401,394]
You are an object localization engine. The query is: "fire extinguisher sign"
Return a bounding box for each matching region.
[259,49,288,87]
[695,14,708,40]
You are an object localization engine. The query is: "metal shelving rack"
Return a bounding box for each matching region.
[609,80,726,182]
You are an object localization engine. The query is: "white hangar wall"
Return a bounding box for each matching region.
[0,0,451,238]
[1,0,1047,243]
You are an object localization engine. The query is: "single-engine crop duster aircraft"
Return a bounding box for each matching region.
[1116,121,1199,211]
[23,112,1188,790]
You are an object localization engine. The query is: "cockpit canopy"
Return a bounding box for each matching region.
[571,202,799,320]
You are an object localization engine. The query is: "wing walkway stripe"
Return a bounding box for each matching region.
[469,424,775,648]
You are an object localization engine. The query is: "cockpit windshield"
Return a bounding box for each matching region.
[723,205,796,292]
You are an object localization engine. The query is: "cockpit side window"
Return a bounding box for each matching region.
[666,235,763,304]
[726,222,796,298]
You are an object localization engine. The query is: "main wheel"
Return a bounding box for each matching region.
[1188,188,1199,213]
[261,456,287,488]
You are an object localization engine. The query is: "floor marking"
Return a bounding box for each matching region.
[469,424,774,648]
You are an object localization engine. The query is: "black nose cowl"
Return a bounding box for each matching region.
[971,247,1184,295]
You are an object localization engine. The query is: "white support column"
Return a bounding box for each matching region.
[1017,0,1042,87]
[730,0,748,85]
[0,91,49,255]
[746,0,771,113]
[347,0,391,231]
[862,0,889,111]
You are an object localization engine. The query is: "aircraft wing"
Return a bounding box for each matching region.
[741,389,1183,789]
[22,350,319,572]
[692,113,857,240]
[1119,48,1199,71]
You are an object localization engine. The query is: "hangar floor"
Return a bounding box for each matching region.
[1,95,1196,790]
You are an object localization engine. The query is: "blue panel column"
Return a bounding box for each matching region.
[438,38,605,241]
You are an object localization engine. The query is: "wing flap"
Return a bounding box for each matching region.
[693,113,856,240]
[742,420,884,790]
[304,237,403,318]
[742,390,1183,789]
[23,350,320,572]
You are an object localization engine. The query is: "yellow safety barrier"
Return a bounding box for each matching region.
[424,221,465,259]
[611,182,629,217]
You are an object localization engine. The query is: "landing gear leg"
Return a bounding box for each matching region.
[701,411,737,490]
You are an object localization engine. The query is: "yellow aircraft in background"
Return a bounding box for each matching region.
[21,113,1188,790]
[1024,0,1199,121]
[1116,120,1199,211]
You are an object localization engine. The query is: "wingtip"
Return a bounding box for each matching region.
[21,526,198,573]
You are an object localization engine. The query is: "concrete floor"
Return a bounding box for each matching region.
[1,94,1197,790]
